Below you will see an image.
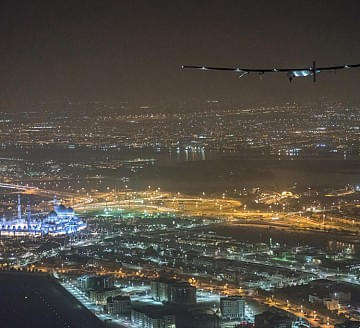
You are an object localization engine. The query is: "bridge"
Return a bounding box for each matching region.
[0,183,39,191]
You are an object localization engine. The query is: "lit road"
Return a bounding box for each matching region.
[3,183,358,236]
[67,190,360,237]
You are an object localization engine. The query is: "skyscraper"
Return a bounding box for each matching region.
[220,296,245,320]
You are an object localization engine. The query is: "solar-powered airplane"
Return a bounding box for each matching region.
[181,61,360,83]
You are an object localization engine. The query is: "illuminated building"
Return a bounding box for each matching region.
[220,296,245,320]
[104,295,131,316]
[0,195,86,236]
[89,288,122,305]
[151,280,170,302]
[131,307,176,328]
[168,282,196,305]
[151,279,196,305]
[78,274,114,292]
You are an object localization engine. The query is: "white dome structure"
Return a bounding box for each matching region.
[0,195,86,237]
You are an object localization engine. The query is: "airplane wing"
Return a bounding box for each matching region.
[181,62,360,82]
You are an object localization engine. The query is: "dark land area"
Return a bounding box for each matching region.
[0,272,103,328]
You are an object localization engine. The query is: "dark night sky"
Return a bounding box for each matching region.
[1,0,360,111]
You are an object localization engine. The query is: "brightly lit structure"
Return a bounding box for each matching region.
[0,195,86,236]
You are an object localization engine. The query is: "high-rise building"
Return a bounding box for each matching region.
[78,274,114,292]
[169,282,196,305]
[104,295,131,316]
[151,279,196,305]
[89,288,122,305]
[131,307,176,328]
[220,296,245,320]
[255,311,294,328]
[151,280,170,302]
